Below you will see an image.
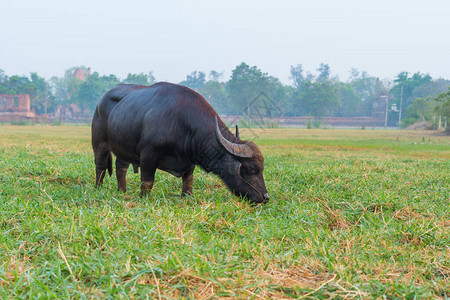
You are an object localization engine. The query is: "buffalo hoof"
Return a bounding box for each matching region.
[181,191,193,198]
[140,181,154,197]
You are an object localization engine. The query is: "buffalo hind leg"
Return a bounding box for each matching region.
[181,165,195,197]
[140,151,159,197]
[94,148,111,187]
[116,159,130,192]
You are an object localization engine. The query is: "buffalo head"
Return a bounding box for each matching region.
[214,117,269,204]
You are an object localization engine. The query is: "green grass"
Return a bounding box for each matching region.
[0,125,449,298]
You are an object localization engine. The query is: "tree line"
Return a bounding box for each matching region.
[1,63,449,128]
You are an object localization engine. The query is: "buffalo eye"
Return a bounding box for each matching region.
[246,164,258,175]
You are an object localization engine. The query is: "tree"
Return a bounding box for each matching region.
[201,81,228,113]
[64,67,84,103]
[411,78,450,100]
[391,72,432,118]
[227,62,270,114]
[50,76,69,107]
[180,71,206,90]
[316,63,330,83]
[282,85,297,117]
[209,70,223,82]
[77,72,120,112]
[294,64,339,118]
[123,72,155,85]
[336,82,360,117]
[0,71,55,113]
[226,63,288,117]
[348,69,385,116]
[289,64,304,90]
[0,72,7,94]
[297,81,338,117]
[49,67,158,114]
[3,75,34,95]
[434,87,450,134]
[266,76,287,116]
[29,72,52,114]
[402,96,438,127]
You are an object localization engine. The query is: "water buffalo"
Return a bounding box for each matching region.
[91,82,269,204]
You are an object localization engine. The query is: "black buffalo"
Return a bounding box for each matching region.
[91,82,269,204]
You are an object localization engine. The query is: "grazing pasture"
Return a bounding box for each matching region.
[0,125,449,298]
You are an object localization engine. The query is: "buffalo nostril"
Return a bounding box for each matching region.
[263,193,270,202]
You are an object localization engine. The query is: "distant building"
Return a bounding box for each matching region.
[0,94,35,121]
[371,93,388,118]
[73,67,91,81]
[54,103,91,123]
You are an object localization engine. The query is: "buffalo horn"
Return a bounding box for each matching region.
[214,116,253,158]
[235,124,240,139]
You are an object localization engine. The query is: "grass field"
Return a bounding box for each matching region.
[0,125,449,298]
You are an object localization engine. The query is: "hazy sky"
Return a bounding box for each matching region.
[1,0,449,84]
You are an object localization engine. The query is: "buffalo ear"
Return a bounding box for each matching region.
[228,161,241,175]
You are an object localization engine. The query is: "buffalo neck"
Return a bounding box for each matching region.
[194,122,241,176]
[195,140,228,175]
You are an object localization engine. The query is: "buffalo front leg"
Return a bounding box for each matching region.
[140,151,159,197]
[181,165,195,197]
[116,159,130,192]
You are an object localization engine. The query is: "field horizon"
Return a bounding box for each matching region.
[0,125,449,298]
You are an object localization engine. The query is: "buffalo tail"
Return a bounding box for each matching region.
[107,152,113,177]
